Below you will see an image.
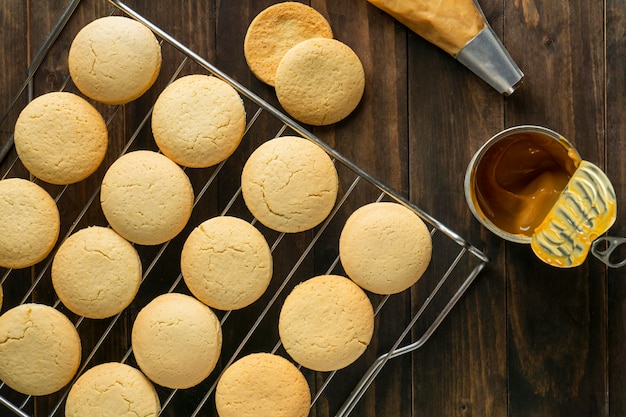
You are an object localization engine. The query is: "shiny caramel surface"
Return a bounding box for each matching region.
[473,132,581,236]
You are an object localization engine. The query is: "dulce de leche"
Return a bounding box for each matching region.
[472,131,581,237]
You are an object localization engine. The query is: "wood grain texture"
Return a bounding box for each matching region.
[607,1,626,417]
[504,1,608,416]
[0,0,624,416]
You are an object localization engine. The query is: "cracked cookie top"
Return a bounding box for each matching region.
[68,16,162,105]
[52,226,142,319]
[278,274,374,372]
[0,303,81,396]
[241,136,338,233]
[66,362,160,417]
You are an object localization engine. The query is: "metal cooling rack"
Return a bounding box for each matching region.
[0,0,489,416]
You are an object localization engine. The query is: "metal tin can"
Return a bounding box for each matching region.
[464,125,616,267]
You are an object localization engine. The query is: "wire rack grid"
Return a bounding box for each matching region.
[0,0,489,416]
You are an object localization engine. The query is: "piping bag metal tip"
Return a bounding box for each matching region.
[456,26,524,96]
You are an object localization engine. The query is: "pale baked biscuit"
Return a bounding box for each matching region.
[244,2,333,86]
[278,274,374,372]
[152,75,246,168]
[0,303,81,396]
[274,38,364,125]
[215,353,311,417]
[100,150,194,246]
[339,202,432,294]
[241,136,338,233]
[14,92,108,185]
[52,226,142,319]
[181,216,272,311]
[66,362,160,417]
[68,16,162,105]
[131,293,222,389]
[0,178,60,269]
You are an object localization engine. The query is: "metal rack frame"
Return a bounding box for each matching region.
[0,1,489,416]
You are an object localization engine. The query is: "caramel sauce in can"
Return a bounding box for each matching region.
[465,126,582,242]
[466,126,617,267]
[473,131,581,236]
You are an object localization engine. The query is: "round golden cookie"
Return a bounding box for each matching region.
[339,202,432,294]
[181,216,272,311]
[52,226,142,319]
[274,38,365,125]
[0,178,60,269]
[278,274,374,372]
[68,16,162,105]
[0,303,81,396]
[100,150,194,246]
[131,293,222,389]
[14,92,108,185]
[244,2,333,86]
[215,353,311,417]
[66,362,160,417]
[152,74,246,168]
[241,136,338,233]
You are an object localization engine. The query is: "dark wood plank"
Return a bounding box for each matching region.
[606,1,626,417]
[313,1,413,416]
[404,0,509,414]
[504,1,608,416]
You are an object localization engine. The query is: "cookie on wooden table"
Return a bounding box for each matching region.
[68,15,162,105]
[131,293,222,389]
[278,274,374,372]
[244,1,333,86]
[0,178,60,269]
[339,202,432,294]
[52,226,142,319]
[181,216,273,311]
[241,136,338,233]
[14,92,108,185]
[0,303,81,396]
[152,74,246,168]
[100,150,194,246]
[215,353,311,417]
[66,362,160,417]
[274,37,365,125]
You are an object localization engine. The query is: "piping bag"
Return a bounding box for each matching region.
[367,0,524,95]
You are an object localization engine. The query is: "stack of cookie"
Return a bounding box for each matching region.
[245,2,365,126]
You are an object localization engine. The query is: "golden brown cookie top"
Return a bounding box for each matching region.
[100,150,194,246]
[52,226,142,319]
[131,293,222,389]
[181,216,273,311]
[274,37,365,126]
[68,16,162,105]
[0,303,81,396]
[339,202,432,294]
[241,136,338,233]
[14,92,108,185]
[278,274,374,372]
[0,178,60,269]
[152,74,246,168]
[216,353,311,417]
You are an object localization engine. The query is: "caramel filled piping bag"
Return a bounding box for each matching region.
[368,0,524,95]
[367,0,486,55]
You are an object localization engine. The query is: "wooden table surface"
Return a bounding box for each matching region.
[1,0,625,416]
